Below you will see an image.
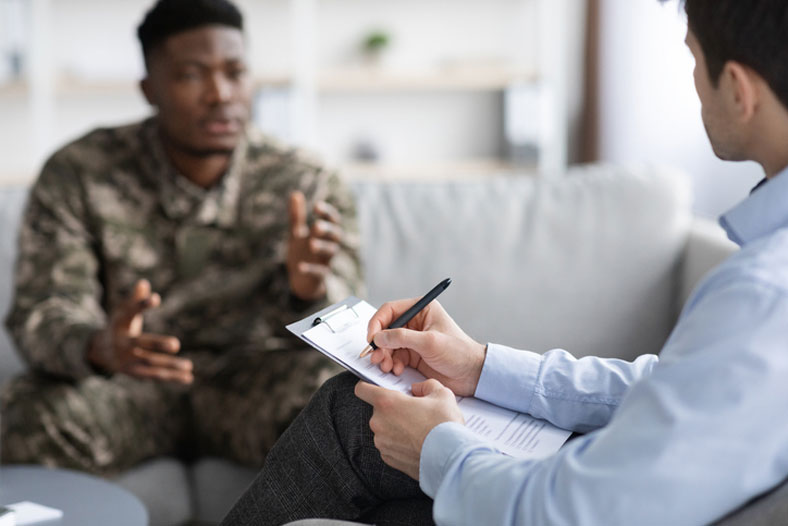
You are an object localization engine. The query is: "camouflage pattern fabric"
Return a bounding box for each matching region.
[1,117,360,475]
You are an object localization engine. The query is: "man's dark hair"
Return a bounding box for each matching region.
[137,0,244,66]
[676,0,788,109]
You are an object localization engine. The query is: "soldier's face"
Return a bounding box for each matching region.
[141,26,252,156]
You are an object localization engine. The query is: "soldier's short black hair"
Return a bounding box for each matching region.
[137,0,244,66]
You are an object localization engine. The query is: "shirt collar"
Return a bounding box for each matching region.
[139,118,246,227]
[719,166,788,246]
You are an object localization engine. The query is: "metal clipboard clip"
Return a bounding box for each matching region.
[312,304,360,333]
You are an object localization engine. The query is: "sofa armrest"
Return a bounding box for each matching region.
[678,218,738,311]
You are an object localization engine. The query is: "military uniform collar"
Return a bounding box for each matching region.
[139,117,246,228]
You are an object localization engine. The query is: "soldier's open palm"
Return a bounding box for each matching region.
[87,279,193,384]
[286,190,342,301]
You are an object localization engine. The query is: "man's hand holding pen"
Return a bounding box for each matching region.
[355,293,488,480]
[365,298,487,397]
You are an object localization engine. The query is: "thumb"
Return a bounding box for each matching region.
[116,279,157,329]
[411,379,446,398]
[132,279,151,302]
[289,191,309,239]
[374,328,434,356]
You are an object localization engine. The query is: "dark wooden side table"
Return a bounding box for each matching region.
[0,465,148,525]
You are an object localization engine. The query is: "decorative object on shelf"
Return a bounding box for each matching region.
[352,138,382,163]
[1,0,26,83]
[360,30,392,67]
[8,49,22,79]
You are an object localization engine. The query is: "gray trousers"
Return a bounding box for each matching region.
[221,372,434,526]
[223,371,788,526]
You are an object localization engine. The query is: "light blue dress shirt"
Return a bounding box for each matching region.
[419,169,788,526]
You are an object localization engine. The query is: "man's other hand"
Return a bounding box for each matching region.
[366,299,487,397]
[355,379,464,480]
[87,279,193,384]
[287,190,343,301]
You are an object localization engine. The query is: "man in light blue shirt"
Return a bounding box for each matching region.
[222,0,788,524]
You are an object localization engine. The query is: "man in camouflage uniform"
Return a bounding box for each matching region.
[0,0,362,475]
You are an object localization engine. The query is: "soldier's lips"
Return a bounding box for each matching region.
[202,118,241,135]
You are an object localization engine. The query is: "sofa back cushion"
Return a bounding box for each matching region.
[353,165,693,361]
[0,186,29,381]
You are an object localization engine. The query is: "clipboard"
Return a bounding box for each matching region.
[287,297,428,393]
[287,296,363,345]
[286,296,573,459]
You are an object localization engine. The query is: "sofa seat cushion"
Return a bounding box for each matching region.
[191,457,259,523]
[113,457,192,526]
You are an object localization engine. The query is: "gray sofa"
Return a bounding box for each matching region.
[3,164,784,525]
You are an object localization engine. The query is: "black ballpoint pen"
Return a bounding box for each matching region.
[359,278,452,358]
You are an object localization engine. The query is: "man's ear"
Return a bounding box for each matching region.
[140,77,155,107]
[722,61,759,123]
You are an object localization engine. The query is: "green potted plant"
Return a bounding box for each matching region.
[361,30,391,66]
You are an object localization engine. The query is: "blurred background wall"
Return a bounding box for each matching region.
[0,0,765,218]
[592,0,762,218]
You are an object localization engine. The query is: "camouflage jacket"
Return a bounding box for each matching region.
[6,118,363,380]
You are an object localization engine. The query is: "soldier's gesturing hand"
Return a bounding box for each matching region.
[87,279,194,384]
[287,190,343,301]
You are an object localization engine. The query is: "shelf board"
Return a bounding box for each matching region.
[253,75,294,90]
[1,67,536,98]
[318,67,538,93]
[55,77,139,96]
[340,158,537,180]
[0,80,29,97]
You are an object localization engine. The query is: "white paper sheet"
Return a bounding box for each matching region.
[297,299,571,460]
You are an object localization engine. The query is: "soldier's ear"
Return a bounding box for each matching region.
[140,78,156,107]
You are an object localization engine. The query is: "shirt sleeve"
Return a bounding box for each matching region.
[421,278,788,526]
[5,153,106,380]
[475,344,658,432]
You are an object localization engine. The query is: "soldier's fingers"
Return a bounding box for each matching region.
[308,238,338,260]
[296,262,330,279]
[311,220,342,243]
[289,191,309,239]
[131,348,193,371]
[314,201,341,225]
[132,279,151,302]
[116,291,159,329]
[128,334,181,353]
[126,363,194,384]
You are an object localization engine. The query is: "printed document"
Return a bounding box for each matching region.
[288,299,571,460]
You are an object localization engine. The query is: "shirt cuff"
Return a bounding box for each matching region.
[420,421,494,498]
[474,343,542,415]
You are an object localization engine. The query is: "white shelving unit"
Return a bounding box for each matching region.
[0,0,582,182]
